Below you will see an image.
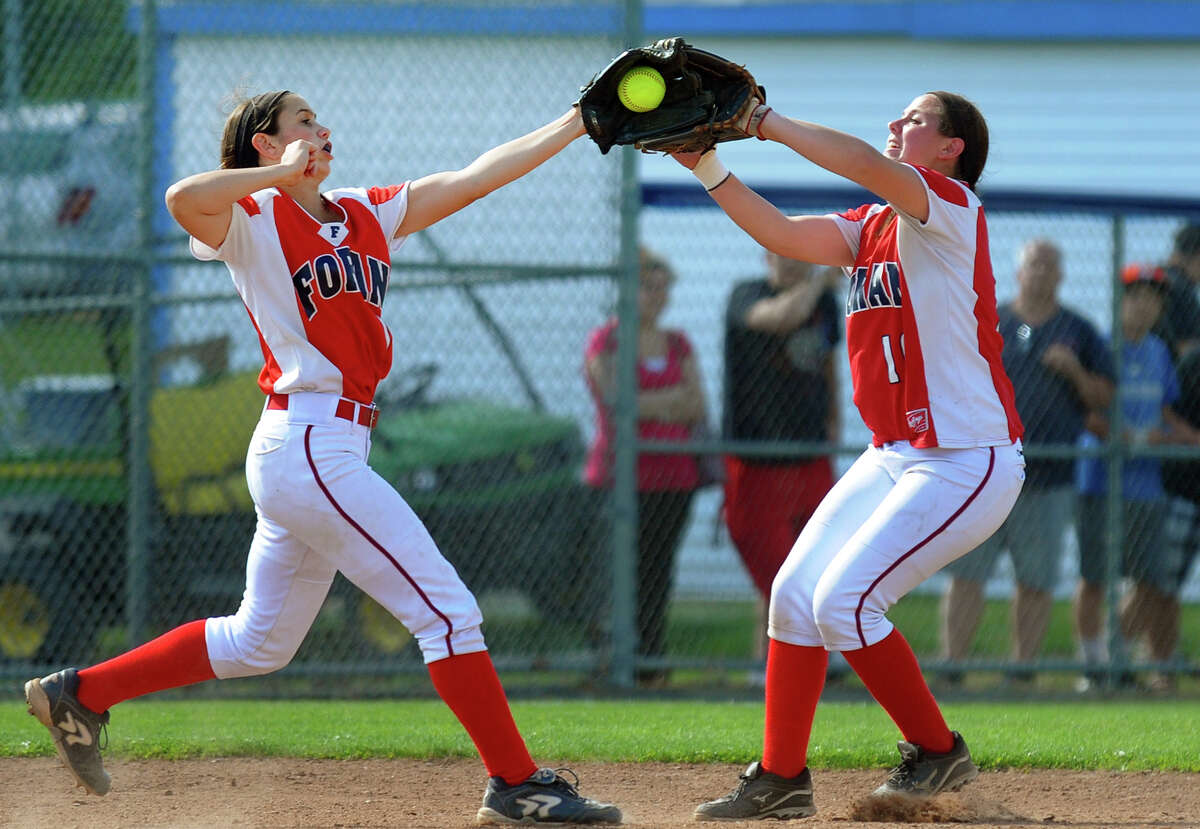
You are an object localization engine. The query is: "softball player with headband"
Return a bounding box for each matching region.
[679,92,1025,820]
[25,90,622,826]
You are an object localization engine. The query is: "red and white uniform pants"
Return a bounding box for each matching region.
[769,440,1024,652]
[204,392,485,678]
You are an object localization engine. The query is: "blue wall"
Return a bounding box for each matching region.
[140,1,1200,41]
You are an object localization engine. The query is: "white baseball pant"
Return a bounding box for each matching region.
[769,440,1024,652]
[204,392,485,678]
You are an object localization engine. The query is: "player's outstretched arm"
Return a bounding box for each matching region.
[396,107,585,236]
[673,151,853,268]
[165,138,318,249]
[757,112,930,222]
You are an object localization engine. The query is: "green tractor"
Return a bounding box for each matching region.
[0,358,598,667]
[0,108,601,666]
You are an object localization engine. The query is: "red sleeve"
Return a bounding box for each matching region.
[367,183,406,205]
[912,165,969,207]
[236,195,261,216]
[668,330,694,362]
[837,203,876,222]
[584,319,617,362]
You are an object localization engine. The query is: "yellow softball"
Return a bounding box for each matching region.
[617,66,666,113]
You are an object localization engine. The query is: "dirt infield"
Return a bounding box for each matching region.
[2,757,1197,828]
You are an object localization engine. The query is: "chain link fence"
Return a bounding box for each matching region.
[2,1,1198,697]
[645,186,1200,694]
[0,0,140,670]
[0,0,638,692]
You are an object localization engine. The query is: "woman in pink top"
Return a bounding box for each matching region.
[584,247,707,684]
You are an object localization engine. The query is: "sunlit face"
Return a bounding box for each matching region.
[266,94,333,179]
[638,266,672,323]
[1181,250,1200,284]
[1121,283,1164,339]
[767,251,814,290]
[1016,243,1062,304]
[885,94,959,170]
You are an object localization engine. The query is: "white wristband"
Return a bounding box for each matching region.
[692,151,731,192]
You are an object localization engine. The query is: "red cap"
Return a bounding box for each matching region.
[1120,263,1167,289]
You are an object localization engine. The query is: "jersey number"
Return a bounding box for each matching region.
[881,334,904,383]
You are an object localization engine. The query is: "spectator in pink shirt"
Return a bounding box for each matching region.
[584,247,708,685]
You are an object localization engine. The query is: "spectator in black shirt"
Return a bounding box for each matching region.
[942,239,1114,684]
[1155,225,1200,690]
[1153,223,1200,359]
[722,250,841,670]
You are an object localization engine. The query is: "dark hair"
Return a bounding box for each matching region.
[639,246,675,283]
[219,90,294,169]
[929,91,988,191]
[1174,223,1200,257]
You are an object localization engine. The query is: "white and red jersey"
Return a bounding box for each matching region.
[830,164,1022,448]
[190,184,410,404]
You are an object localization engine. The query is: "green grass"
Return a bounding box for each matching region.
[666,594,1200,660]
[3,698,1198,771]
[77,593,1200,671]
[5,596,1197,776]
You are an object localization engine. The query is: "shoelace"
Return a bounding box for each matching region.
[885,764,910,786]
[78,706,111,752]
[885,754,921,787]
[63,698,109,752]
[883,741,925,787]
[545,767,582,796]
[721,768,757,801]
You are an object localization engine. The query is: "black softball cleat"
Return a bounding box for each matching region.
[872,731,978,798]
[24,668,112,796]
[477,767,622,824]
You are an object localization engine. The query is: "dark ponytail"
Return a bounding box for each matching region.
[929,91,988,191]
[219,90,293,169]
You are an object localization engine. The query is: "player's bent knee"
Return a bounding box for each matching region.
[812,585,872,650]
[205,612,306,678]
[414,623,487,663]
[215,633,303,678]
[768,579,821,642]
[218,645,299,678]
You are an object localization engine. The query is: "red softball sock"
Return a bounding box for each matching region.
[842,628,954,754]
[76,618,216,714]
[762,638,827,778]
[428,650,537,785]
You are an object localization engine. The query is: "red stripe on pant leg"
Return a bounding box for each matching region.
[303,426,457,656]
[854,447,995,648]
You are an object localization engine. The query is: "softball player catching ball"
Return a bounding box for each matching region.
[24,90,621,826]
[678,91,1025,820]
